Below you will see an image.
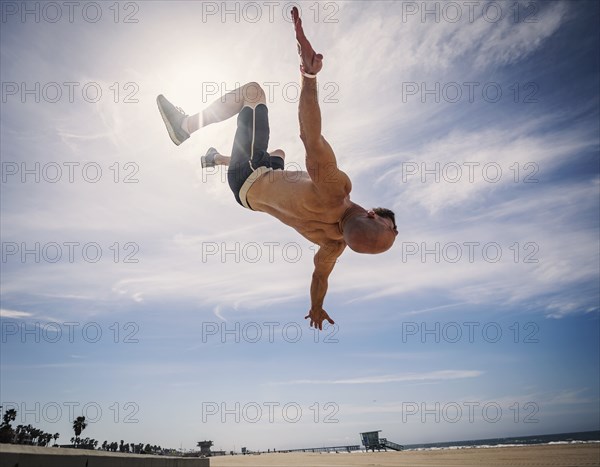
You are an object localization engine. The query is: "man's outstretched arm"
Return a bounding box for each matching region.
[293,7,327,161]
[292,7,349,192]
[306,242,346,330]
[298,77,338,181]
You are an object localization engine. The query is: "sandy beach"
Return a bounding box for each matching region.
[210,443,600,467]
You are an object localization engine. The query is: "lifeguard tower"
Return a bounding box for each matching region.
[197,440,213,457]
[360,430,404,452]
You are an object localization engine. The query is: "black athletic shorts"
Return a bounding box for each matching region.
[228,104,284,209]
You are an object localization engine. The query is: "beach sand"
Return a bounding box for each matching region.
[210,443,600,466]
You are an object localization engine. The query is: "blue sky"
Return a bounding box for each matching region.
[1,0,598,452]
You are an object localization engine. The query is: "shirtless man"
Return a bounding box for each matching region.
[157,7,398,330]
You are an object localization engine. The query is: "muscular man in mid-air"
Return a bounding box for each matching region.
[157,7,398,330]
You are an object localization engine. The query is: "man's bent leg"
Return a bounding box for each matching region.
[227,99,271,208]
[158,82,266,146]
[183,82,266,134]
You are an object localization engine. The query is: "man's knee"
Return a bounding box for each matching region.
[242,82,266,108]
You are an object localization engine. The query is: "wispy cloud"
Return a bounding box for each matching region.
[213,305,226,321]
[397,302,468,316]
[0,308,32,319]
[546,302,598,319]
[269,370,483,385]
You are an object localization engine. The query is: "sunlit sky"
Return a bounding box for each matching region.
[1,0,599,452]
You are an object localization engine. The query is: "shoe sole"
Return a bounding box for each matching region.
[156,95,184,146]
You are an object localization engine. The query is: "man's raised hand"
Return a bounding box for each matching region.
[292,6,323,76]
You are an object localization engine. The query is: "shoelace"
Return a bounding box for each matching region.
[175,106,187,116]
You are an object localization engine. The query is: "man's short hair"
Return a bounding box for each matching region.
[373,207,397,232]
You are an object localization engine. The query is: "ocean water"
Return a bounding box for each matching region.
[402,430,600,451]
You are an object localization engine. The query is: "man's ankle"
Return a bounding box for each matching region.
[181,116,190,134]
[184,114,202,134]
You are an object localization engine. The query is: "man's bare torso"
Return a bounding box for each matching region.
[247,168,353,247]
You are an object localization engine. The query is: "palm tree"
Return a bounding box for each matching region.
[23,425,33,445]
[0,408,17,443]
[72,416,87,447]
[53,433,60,446]
[1,409,16,427]
[29,427,40,445]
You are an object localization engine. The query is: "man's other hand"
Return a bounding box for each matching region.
[305,307,335,330]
